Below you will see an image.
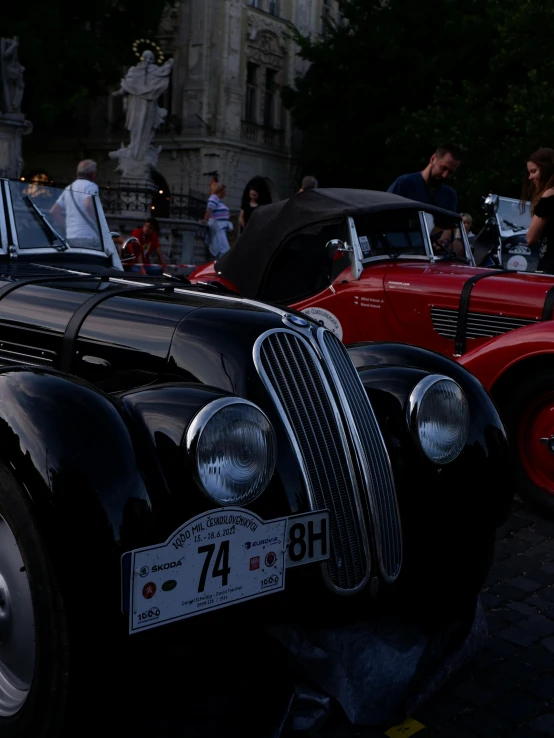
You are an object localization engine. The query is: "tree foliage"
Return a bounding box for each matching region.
[4,0,168,130]
[282,0,554,217]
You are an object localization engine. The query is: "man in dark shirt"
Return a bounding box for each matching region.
[387,143,461,212]
[388,144,463,255]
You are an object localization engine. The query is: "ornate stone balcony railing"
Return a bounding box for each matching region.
[241,121,285,151]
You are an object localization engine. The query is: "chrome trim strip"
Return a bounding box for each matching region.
[0,353,54,366]
[253,327,372,595]
[459,222,475,265]
[18,270,293,315]
[361,254,432,265]
[430,306,537,339]
[175,286,289,318]
[0,182,8,252]
[0,265,298,319]
[17,247,110,258]
[318,328,402,583]
[28,263,98,277]
[419,210,435,263]
[347,216,363,280]
[4,181,17,251]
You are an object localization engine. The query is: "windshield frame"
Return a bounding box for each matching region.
[2,179,122,268]
[495,195,531,236]
[353,208,474,268]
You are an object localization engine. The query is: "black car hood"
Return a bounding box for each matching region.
[216,188,458,298]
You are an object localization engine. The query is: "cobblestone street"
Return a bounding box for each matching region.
[115,498,554,738]
[330,499,554,738]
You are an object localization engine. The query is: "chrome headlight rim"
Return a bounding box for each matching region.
[407,374,470,465]
[185,396,277,506]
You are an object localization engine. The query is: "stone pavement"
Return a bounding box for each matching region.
[118,498,554,738]
[322,499,554,738]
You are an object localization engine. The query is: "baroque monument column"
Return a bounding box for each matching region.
[109,47,174,182]
[0,37,32,178]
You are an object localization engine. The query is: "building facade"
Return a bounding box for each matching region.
[23,0,339,214]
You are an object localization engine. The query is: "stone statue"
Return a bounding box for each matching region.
[1,37,25,114]
[109,50,174,180]
[0,36,31,179]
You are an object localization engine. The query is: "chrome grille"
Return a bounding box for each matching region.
[320,330,402,582]
[431,306,537,340]
[0,342,56,368]
[255,329,371,593]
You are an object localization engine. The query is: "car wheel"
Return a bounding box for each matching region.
[504,370,554,516]
[0,462,71,738]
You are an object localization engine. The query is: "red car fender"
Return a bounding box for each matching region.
[459,321,554,391]
[189,261,223,282]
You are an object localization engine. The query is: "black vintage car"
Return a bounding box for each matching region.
[0,178,511,737]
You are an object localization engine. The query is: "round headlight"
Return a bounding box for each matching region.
[407,375,469,464]
[186,397,277,506]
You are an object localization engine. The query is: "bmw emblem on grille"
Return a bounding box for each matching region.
[284,314,308,328]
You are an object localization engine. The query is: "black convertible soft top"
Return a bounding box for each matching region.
[216,188,460,298]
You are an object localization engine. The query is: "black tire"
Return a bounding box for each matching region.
[0,463,127,738]
[0,462,71,737]
[502,369,554,517]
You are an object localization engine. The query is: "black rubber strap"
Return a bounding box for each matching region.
[58,284,170,373]
[454,270,511,356]
[542,285,554,321]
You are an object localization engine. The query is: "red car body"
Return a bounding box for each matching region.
[190,188,554,512]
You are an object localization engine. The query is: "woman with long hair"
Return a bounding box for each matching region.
[523,148,554,273]
[239,187,260,231]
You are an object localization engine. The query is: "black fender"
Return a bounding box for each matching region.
[118,383,298,532]
[347,341,512,520]
[345,341,513,611]
[0,368,153,629]
[117,383,235,537]
[347,341,507,437]
[0,372,257,627]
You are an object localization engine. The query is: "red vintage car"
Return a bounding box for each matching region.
[189,188,554,514]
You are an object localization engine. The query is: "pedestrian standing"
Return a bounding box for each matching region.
[204,183,233,258]
[49,159,100,247]
[523,148,554,274]
[239,186,260,230]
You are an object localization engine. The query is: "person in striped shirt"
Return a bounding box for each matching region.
[203,182,232,258]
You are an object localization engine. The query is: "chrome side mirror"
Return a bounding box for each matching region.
[483,194,499,214]
[120,236,141,262]
[110,231,121,240]
[326,239,352,259]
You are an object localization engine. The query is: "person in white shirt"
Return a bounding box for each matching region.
[50,159,101,248]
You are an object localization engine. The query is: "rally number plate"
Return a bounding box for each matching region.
[128,508,329,633]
